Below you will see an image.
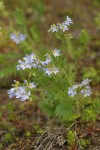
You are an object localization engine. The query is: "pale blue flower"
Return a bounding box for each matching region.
[15,86,31,101]
[17,60,26,70]
[68,85,77,97]
[23,53,36,61]
[44,67,59,76]
[81,78,91,86]
[52,48,60,57]
[80,86,92,97]
[29,82,36,89]
[10,33,26,44]
[49,24,59,33]
[41,54,52,66]
[8,88,16,98]
[45,57,52,64]
[52,67,59,74]
[68,87,77,97]
[24,80,36,89]
[44,68,52,76]
[19,33,26,41]
[41,61,47,66]
[63,16,73,26]
[72,85,78,89]
[59,23,69,32]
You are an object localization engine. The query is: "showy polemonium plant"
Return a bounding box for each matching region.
[10,33,26,44]
[8,16,98,123]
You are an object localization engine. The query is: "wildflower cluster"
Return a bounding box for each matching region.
[17,53,40,70]
[8,49,60,100]
[68,78,92,97]
[48,16,73,33]
[10,33,26,44]
[8,80,36,101]
[17,50,60,76]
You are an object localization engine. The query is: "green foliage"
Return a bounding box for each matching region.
[7,101,14,112]
[67,130,76,147]
[6,101,15,120]
[82,66,100,84]
[30,25,42,44]
[33,125,43,134]
[94,13,100,29]
[31,0,45,22]
[78,30,90,48]
[13,9,26,31]
[4,133,14,142]
[25,130,31,138]
[91,99,100,114]
[65,29,90,58]
[0,52,23,87]
[0,1,8,16]
[82,98,100,122]
[80,139,90,149]
[82,108,96,122]
[67,131,90,149]
[38,57,78,122]
[55,98,78,122]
